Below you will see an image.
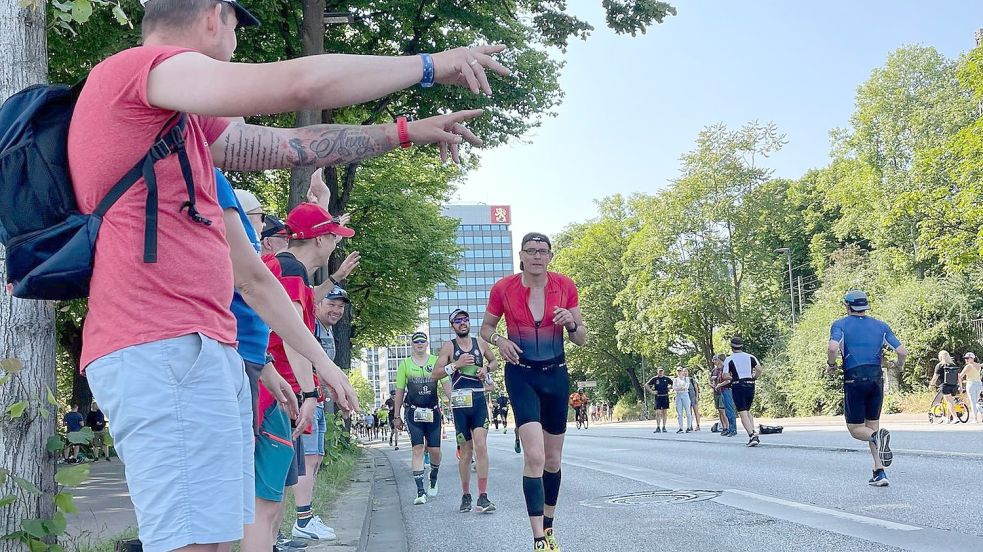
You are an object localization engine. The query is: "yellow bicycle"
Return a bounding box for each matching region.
[928,388,970,424]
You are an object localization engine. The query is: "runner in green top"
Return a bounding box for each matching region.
[377,406,390,441]
[433,309,498,514]
[394,332,452,505]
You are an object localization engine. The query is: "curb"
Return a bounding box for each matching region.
[355,449,378,552]
[359,445,409,552]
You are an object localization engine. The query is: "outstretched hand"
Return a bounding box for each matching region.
[432,44,510,96]
[407,109,484,164]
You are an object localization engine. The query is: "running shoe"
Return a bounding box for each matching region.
[868,469,889,487]
[515,436,522,454]
[476,493,496,513]
[676,429,683,434]
[544,528,561,551]
[534,540,548,551]
[276,532,308,549]
[414,493,427,505]
[746,433,760,447]
[685,428,692,433]
[291,519,336,540]
[427,481,439,497]
[652,428,660,433]
[874,428,893,467]
[460,494,473,512]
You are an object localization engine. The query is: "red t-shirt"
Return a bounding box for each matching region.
[68,46,236,368]
[257,252,319,428]
[486,272,579,364]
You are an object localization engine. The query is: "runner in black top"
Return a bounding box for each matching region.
[480,232,586,552]
[930,350,961,424]
[645,368,673,433]
[433,309,498,514]
[385,391,398,449]
[495,393,511,433]
[724,337,764,447]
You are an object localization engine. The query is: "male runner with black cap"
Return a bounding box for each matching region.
[724,337,763,447]
[481,232,586,552]
[433,309,498,514]
[827,290,906,486]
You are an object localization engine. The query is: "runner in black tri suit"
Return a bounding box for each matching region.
[434,308,498,514]
[480,232,586,552]
[495,393,511,433]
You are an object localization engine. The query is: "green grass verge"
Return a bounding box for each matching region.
[279,444,363,535]
[69,527,138,552]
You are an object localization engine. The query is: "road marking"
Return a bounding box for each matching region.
[724,489,919,531]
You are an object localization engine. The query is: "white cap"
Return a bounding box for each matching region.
[234,189,261,213]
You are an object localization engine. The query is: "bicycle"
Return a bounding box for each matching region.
[927,388,970,424]
[574,405,589,429]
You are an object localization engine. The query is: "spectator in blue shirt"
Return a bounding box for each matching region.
[63,405,84,463]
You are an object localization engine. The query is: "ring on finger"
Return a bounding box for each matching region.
[468,59,479,66]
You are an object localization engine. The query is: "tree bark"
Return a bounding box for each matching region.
[0,0,57,543]
[287,0,326,211]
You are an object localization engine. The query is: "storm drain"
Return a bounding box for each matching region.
[582,490,721,509]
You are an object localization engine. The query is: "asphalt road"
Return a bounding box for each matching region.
[375,419,983,552]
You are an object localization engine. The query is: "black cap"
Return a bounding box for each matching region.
[411,332,428,343]
[261,215,287,239]
[324,286,350,303]
[520,232,551,249]
[222,0,261,27]
[730,336,744,350]
[449,309,469,323]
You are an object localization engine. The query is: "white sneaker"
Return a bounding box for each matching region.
[308,516,336,537]
[291,519,336,541]
[427,481,439,497]
[414,493,427,505]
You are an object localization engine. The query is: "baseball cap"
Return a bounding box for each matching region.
[234,189,261,213]
[844,290,871,311]
[286,203,355,240]
[411,332,428,343]
[261,215,287,239]
[730,336,744,349]
[965,352,976,360]
[324,286,350,303]
[520,232,552,249]
[140,0,261,27]
[449,309,470,323]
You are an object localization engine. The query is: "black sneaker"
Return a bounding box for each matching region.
[476,493,496,513]
[276,532,308,549]
[460,494,473,512]
[676,429,683,434]
[746,433,760,447]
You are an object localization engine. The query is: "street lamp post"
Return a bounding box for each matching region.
[775,247,795,324]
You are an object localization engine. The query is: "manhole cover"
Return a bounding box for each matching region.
[581,490,721,509]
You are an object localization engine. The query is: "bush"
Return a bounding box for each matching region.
[613,395,643,421]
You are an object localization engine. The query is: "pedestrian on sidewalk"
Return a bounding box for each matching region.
[646,368,672,433]
[931,351,961,424]
[827,290,906,487]
[85,402,111,461]
[63,404,85,463]
[725,337,763,447]
[960,353,982,423]
[688,368,701,431]
[672,368,693,434]
[710,356,731,436]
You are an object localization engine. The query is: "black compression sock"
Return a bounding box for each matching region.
[543,516,554,530]
[429,463,440,484]
[543,469,561,507]
[522,476,545,517]
[413,470,425,495]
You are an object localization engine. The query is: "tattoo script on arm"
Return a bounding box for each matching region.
[218,121,396,171]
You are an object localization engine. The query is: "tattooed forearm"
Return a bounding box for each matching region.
[217,122,396,171]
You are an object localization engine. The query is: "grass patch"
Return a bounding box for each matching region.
[69,527,138,552]
[280,444,363,534]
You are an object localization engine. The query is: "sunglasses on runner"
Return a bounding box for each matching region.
[452,316,470,325]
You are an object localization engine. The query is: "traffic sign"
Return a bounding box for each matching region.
[577,381,597,388]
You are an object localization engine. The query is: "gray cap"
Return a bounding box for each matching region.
[844,290,871,311]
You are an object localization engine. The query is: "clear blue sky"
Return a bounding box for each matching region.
[455,1,983,247]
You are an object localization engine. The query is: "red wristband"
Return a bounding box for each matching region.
[396,116,412,149]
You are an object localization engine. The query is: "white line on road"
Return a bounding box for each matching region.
[723,489,919,531]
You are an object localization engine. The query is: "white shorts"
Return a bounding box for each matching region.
[86,333,254,552]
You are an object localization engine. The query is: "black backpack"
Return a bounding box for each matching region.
[0,82,208,301]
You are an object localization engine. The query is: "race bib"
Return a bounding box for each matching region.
[451,389,474,409]
[413,407,434,423]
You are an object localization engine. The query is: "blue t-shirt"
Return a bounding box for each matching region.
[214,170,269,366]
[829,315,901,379]
[63,411,84,432]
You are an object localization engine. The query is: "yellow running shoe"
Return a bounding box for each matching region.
[545,528,561,551]
[534,539,548,551]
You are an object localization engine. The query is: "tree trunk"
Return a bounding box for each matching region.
[287,0,326,211]
[57,316,91,415]
[0,0,57,543]
[625,361,644,402]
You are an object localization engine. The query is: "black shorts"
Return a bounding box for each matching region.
[505,362,570,435]
[452,390,489,444]
[844,378,884,425]
[405,406,442,448]
[655,395,670,410]
[942,383,959,396]
[732,381,756,412]
[388,413,395,428]
[243,359,264,436]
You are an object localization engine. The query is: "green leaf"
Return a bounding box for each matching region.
[112,3,128,25]
[70,0,93,23]
[0,467,8,486]
[0,358,23,373]
[46,386,58,407]
[7,401,28,419]
[54,463,89,487]
[38,407,50,420]
[27,537,48,552]
[46,436,65,453]
[21,519,46,539]
[46,512,67,536]
[54,492,77,514]
[0,374,10,386]
[66,427,93,445]
[11,475,41,495]
[0,495,15,508]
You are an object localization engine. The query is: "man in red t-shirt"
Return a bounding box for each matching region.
[68,0,511,549]
[480,232,586,552]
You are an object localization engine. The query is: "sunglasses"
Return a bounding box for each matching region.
[412,339,428,344]
[452,317,470,324]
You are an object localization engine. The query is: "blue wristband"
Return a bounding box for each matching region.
[419,53,435,88]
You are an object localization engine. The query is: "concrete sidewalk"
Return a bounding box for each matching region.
[62,446,397,551]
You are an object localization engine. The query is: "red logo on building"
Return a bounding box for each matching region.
[490,205,511,224]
